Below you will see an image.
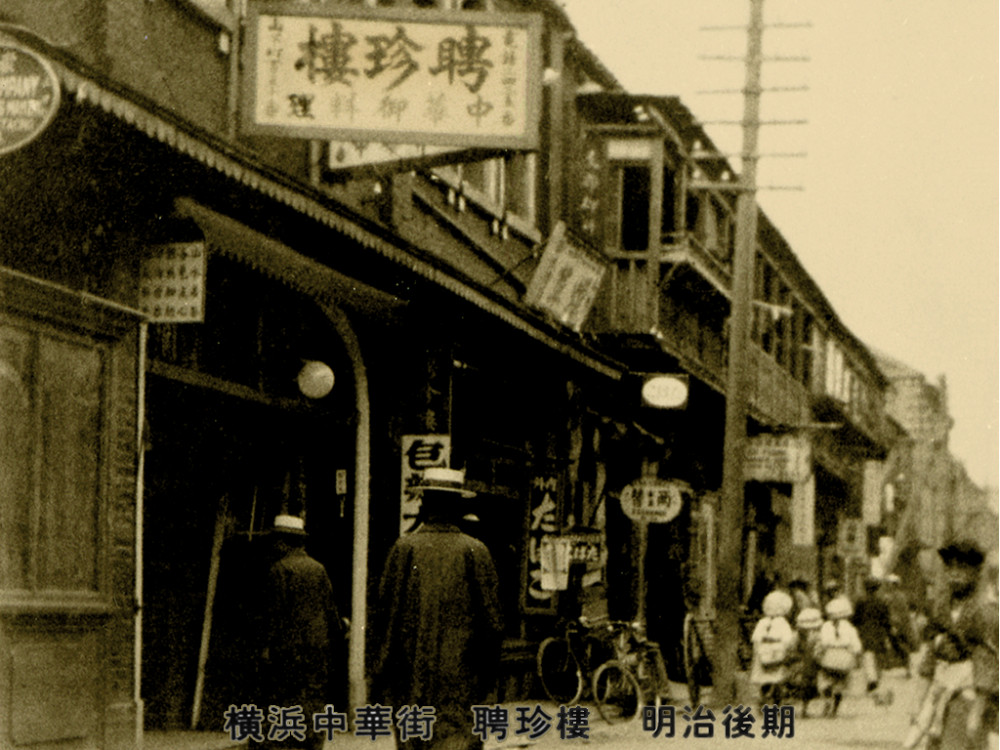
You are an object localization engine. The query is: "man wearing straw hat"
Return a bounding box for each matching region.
[259,513,342,750]
[372,467,504,750]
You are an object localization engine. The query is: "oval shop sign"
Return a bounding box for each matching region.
[0,41,61,156]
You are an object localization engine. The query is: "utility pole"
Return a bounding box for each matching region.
[714,0,764,703]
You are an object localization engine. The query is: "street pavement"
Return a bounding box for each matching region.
[478,669,918,749]
[319,668,920,749]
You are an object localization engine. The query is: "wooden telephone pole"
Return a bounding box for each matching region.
[714,0,764,702]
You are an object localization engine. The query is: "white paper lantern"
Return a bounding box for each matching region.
[297,360,334,399]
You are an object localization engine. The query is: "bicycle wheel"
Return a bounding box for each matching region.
[592,660,643,724]
[683,614,706,706]
[537,636,584,705]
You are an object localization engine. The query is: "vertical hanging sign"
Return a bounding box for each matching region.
[523,472,560,614]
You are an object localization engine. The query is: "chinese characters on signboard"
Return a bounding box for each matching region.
[524,221,606,332]
[619,479,686,524]
[743,434,812,484]
[572,132,606,247]
[524,474,560,613]
[244,3,542,149]
[139,242,207,322]
[400,434,451,535]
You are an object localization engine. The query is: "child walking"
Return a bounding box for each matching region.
[815,596,863,717]
[750,590,797,705]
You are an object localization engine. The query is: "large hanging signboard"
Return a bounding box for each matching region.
[0,40,61,155]
[243,3,542,149]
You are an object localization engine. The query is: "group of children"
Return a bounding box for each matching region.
[749,590,863,717]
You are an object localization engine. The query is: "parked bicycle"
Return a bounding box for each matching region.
[592,620,670,724]
[537,616,669,724]
[536,615,612,706]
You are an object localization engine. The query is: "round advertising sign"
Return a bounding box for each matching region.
[0,41,61,156]
[619,479,686,524]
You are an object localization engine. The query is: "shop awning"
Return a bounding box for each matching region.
[17,31,624,380]
[173,197,405,318]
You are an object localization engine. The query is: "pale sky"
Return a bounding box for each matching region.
[560,0,999,488]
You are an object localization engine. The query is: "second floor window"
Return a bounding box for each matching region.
[434,152,537,229]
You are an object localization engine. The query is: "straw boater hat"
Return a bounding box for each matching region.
[416,467,476,498]
[270,514,308,536]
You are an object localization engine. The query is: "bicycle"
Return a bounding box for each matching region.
[592,620,670,724]
[536,615,613,706]
[537,617,669,724]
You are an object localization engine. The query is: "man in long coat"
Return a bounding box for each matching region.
[260,514,342,750]
[372,468,504,750]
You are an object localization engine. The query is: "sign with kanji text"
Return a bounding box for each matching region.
[744,434,811,484]
[571,131,606,246]
[619,479,687,524]
[0,41,61,156]
[243,3,542,149]
[139,242,207,322]
[524,221,606,332]
[400,434,450,535]
[524,473,560,613]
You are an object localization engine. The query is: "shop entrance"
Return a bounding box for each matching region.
[136,253,359,732]
[141,369,354,731]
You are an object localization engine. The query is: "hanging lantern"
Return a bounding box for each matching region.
[297,360,334,399]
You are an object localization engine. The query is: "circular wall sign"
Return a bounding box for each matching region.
[0,41,61,156]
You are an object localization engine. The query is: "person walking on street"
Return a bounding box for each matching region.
[371,467,504,750]
[749,590,797,705]
[787,607,823,717]
[853,576,893,697]
[258,514,343,750]
[815,596,862,717]
[882,574,917,674]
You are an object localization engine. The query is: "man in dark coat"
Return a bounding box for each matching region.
[259,514,342,750]
[372,468,504,750]
[853,576,893,692]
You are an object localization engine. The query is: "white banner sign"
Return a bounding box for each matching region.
[400,434,451,535]
[744,434,812,484]
[139,242,206,322]
[244,3,542,148]
[791,473,815,546]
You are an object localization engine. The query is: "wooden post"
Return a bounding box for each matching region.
[191,494,230,729]
[715,0,764,703]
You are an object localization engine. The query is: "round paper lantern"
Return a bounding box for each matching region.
[297,360,334,399]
